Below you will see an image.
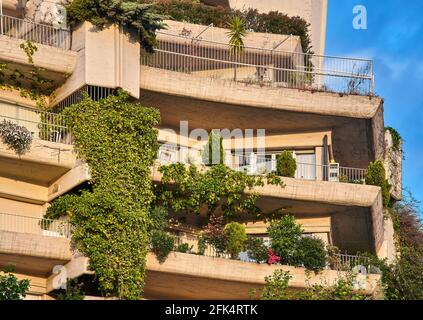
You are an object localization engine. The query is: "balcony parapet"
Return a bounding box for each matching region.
[142,31,374,96]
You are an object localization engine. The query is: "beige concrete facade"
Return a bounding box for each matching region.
[0,5,398,300]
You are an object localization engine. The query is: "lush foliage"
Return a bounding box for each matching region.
[297,273,368,300]
[45,193,79,220]
[268,215,326,272]
[66,0,166,52]
[0,267,30,300]
[0,120,33,155]
[151,230,175,262]
[294,237,327,272]
[276,151,297,178]
[366,160,391,207]
[245,236,268,263]
[268,215,303,264]
[385,127,402,152]
[54,91,160,299]
[259,270,292,300]
[376,193,423,300]
[57,279,85,300]
[202,131,224,165]
[223,222,247,259]
[149,0,312,53]
[258,270,368,300]
[156,163,266,217]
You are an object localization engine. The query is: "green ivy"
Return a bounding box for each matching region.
[155,163,266,217]
[53,91,160,299]
[385,127,402,152]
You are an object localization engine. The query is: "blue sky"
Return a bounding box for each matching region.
[326,0,423,213]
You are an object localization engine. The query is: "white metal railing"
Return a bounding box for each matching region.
[0,104,73,144]
[0,212,71,238]
[171,230,377,273]
[142,32,374,95]
[0,14,71,50]
[156,145,367,183]
[330,253,371,272]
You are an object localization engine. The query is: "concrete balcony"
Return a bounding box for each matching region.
[151,157,391,259]
[0,103,75,185]
[0,212,72,276]
[44,251,381,299]
[144,252,380,299]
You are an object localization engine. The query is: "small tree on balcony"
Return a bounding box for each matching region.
[276,151,297,178]
[202,131,225,166]
[227,15,247,80]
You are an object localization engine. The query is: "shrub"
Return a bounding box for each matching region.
[366,161,391,207]
[176,243,192,253]
[245,236,268,263]
[293,237,327,272]
[151,231,175,262]
[276,151,297,178]
[0,120,33,155]
[149,206,168,232]
[260,270,292,300]
[223,222,247,259]
[268,215,303,264]
[203,215,228,256]
[0,267,30,300]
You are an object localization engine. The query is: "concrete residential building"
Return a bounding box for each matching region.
[0,1,400,299]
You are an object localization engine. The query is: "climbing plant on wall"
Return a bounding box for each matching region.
[49,91,160,299]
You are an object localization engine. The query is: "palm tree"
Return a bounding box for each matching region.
[226,16,247,80]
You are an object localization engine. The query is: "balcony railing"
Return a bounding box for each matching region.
[141,31,374,95]
[0,212,71,238]
[0,14,71,50]
[157,145,367,184]
[0,104,73,144]
[171,230,377,273]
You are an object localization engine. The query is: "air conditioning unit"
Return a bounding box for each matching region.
[328,163,340,182]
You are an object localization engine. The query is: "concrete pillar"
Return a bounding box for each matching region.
[51,22,140,105]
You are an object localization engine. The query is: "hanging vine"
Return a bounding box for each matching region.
[47,91,160,299]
